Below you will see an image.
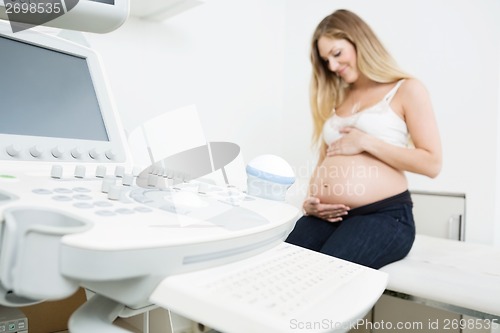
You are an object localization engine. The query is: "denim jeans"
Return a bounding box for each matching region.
[285,193,415,269]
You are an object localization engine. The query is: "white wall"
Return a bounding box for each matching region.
[85,0,500,245]
[86,0,286,162]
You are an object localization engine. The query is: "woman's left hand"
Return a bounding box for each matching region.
[327,127,367,156]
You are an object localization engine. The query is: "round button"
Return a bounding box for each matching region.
[32,188,52,195]
[51,146,64,158]
[74,202,94,209]
[54,188,73,194]
[115,208,134,215]
[105,149,116,160]
[89,149,101,159]
[30,145,43,158]
[73,187,91,193]
[94,201,113,207]
[6,144,21,157]
[74,194,92,200]
[52,195,72,202]
[95,210,116,217]
[71,147,83,159]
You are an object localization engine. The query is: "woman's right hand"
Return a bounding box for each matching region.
[303,196,350,222]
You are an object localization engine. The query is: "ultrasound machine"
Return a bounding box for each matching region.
[0,4,388,332]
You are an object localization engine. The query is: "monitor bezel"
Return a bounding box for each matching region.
[0,22,130,164]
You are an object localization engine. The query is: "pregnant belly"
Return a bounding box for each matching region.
[310,153,407,208]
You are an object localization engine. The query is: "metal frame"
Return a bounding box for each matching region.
[383,290,500,322]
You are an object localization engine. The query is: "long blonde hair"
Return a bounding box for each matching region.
[310,9,411,148]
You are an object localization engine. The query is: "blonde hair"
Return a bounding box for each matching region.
[310,9,411,148]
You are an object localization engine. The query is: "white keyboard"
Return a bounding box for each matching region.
[151,243,388,333]
[200,243,364,317]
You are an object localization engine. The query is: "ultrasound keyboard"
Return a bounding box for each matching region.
[151,243,388,333]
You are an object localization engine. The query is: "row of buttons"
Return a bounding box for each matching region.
[50,165,134,182]
[0,318,27,332]
[32,187,91,195]
[33,187,116,206]
[32,186,153,216]
[94,206,153,216]
[48,165,137,202]
[5,144,117,161]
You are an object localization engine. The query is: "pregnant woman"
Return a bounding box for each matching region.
[285,9,442,269]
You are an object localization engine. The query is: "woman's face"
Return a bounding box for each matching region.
[317,36,359,83]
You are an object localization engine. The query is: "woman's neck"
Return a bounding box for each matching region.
[349,74,377,91]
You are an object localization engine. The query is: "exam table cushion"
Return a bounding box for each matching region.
[380,235,500,316]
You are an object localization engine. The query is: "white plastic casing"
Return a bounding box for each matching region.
[0,0,129,34]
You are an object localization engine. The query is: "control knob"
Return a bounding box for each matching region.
[51,146,64,158]
[89,149,101,159]
[6,144,21,157]
[105,149,116,160]
[71,147,83,159]
[29,145,43,157]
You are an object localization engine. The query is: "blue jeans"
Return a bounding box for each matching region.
[285,191,415,269]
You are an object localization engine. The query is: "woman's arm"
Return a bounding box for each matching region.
[328,79,442,178]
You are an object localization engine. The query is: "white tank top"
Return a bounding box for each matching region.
[323,80,408,147]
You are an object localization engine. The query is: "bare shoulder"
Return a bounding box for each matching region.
[399,78,430,99]
[391,78,431,117]
[397,78,435,120]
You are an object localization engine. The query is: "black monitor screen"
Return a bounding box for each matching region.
[0,36,109,141]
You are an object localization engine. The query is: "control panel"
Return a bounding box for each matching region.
[0,163,299,308]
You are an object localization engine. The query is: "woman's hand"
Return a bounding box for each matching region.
[327,127,367,157]
[303,197,350,222]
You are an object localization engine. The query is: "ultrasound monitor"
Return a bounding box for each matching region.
[0,21,130,165]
